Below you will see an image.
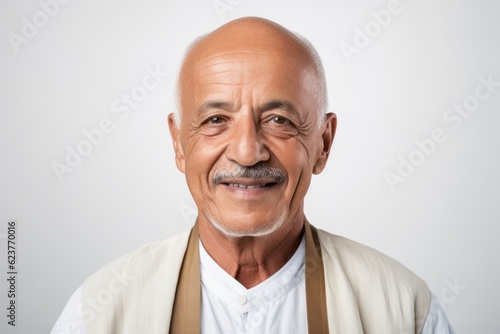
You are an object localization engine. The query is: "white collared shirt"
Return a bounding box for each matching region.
[200,237,307,334]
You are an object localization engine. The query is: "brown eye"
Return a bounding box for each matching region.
[271,116,291,125]
[261,115,298,138]
[205,116,225,124]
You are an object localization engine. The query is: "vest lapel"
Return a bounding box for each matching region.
[305,220,330,333]
[169,223,201,334]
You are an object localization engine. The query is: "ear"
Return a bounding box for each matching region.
[313,113,337,174]
[168,113,186,174]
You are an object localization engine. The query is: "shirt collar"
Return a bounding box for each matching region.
[199,235,306,314]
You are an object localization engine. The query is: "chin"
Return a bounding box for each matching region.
[204,208,288,237]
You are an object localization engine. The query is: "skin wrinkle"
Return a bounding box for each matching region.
[168,17,336,288]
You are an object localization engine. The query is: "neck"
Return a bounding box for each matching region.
[198,210,305,289]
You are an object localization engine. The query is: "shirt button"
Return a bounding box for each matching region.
[237,295,247,305]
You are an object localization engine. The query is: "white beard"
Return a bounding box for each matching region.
[204,207,288,237]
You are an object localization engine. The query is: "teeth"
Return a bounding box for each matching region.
[228,183,267,189]
[247,184,265,189]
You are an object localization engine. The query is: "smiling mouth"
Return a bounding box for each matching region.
[225,183,275,189]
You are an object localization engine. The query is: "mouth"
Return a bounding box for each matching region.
[224,182,276,189]
[218,177,280,191]
[216,177,281,200]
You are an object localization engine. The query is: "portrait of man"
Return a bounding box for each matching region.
[51,17,454,333]
[2,1,498,333]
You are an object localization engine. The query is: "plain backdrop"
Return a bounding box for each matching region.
[1,0,499,333]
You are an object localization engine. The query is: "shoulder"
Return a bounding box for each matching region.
[80,228,192,331]
[316,228,431,332]
[317,228,427,287]
[84,228,191,287]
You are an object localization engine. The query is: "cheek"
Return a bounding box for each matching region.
[282,152,313,213]
[272,135,316,167]
[183,137,227,193]
[271,139,315,188]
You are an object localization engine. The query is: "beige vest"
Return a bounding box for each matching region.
[81,224,430,333]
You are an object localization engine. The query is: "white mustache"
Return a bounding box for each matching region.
[212,164,286,185]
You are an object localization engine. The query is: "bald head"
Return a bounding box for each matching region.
[175,17,327,127]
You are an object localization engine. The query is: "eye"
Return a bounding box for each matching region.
[261,114,298,138]
[270,116,292,125]
[204,116,225,124]
[198,115,228,136]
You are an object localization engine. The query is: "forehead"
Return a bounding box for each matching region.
[201,49,305,81]
[182,47,317,108]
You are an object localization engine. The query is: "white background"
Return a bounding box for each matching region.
[1,0,499,333]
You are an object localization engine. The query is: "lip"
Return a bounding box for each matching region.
[217,178,280,197]
[217,177,278,187]
[227,183,269,189]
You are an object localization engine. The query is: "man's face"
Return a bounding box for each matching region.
[170,43,333,237]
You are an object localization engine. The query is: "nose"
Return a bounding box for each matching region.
[225,118,270,166]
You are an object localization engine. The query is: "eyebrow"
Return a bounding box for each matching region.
[259,100,300,119]
[196,100,233,116]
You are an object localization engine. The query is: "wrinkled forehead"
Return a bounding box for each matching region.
[179,38,317,100]
[181,48,317,108]
[186,35,311,72]
[194,48,310,79]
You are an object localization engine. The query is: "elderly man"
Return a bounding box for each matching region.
[52,17,454,333]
